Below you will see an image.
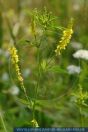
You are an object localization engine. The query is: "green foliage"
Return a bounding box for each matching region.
[0,0,88,131]
[72,85,88,107]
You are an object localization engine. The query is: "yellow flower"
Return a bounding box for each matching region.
[31,119,39,127]
[9,46,24,86]
[15,65,23,82]
[9,47,19,64]
[55,20,73,55]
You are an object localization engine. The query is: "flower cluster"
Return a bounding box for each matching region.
[72,85,88,106]
[55,21,73,55]
[73,49,88,60]
[9,46,24,84]
[9,85,19,95]
[67,65,81,74]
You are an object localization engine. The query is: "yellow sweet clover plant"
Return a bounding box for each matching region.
[8,8,74,128]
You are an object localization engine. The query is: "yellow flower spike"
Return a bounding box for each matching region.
[15,65,23,82]
[55,19,73,55]
[9,47,19,64]
[9,46,24,87]
[9,46,30,109]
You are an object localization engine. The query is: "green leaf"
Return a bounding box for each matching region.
[17,98,31,106]
[48,66,67,74]
[18,39,31,45]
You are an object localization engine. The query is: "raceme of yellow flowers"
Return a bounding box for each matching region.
[55,20,73,55]
[9,46,24,87]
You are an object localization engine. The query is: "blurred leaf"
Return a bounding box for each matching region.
[17,98,29,105]
[5,16,16,44]
[18,39,31,45]
[48,66,67,74]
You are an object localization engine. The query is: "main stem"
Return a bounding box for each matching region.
[32,47,41,123]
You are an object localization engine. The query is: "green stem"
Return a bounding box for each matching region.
[0,111,7,132]
[21,84,32,109]
[32,47,41,124]
[79,106,84,127]
[0,11,3,48]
